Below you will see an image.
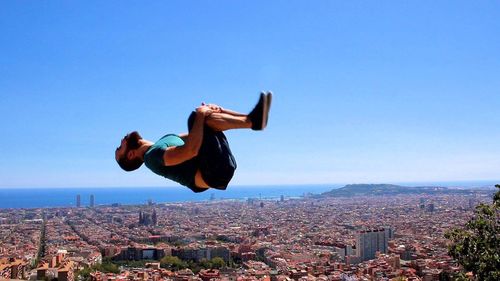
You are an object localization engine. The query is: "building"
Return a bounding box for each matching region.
[419,198,425,210]
[172,246,230,262]
[90,194,95,207]
[384,227,395,240]
[139,209,158,226]
[0,264,11,280]
[199,269,220,281]
[0,258,28,280]
[333,243,354,261]
[76,194,81,208]
[58,261,74,281]
[152,209,157,225]
[37,262,49,280]
[356,228,390,261]
[426,203,435,213]
[113,247,166,261]
[468,198,475,210]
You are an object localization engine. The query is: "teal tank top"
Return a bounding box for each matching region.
[144,134,198,188]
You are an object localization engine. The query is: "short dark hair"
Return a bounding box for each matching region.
[117,154,143,172]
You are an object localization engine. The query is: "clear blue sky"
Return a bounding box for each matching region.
[1,1,499,188]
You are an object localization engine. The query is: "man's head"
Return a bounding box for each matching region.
[115,131,144,171]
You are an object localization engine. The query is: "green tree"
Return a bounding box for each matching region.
[75,267,92,280]
[188,260,201,273]
[75,260,120,280]
[445,184,500,281]
[199,258,211,269]
[160,256,187,271]
[210,257,225,269]
[96,261,120,274]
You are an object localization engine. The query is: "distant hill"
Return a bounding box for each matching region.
[321,183,474,197]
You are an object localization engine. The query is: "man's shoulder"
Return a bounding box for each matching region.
[144,134,184,168]
[156,134,184,146]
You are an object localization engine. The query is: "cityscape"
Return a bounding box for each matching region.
[0,186,494,281]
[2,1,499,281]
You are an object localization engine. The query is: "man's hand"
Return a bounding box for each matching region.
[196,105,213,116]
[164,106,210,166]
[201,102,222,113]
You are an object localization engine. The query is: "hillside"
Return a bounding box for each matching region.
[321,184,472,197]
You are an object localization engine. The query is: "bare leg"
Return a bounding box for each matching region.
[205,112,251,131]
[220,107,246,117]
[204,92,271,131]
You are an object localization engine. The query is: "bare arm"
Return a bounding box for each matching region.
[162,107,212,166]
[178,133,188,142]
[203,103,246,117]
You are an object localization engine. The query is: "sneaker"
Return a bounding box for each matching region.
[265,91,272,127]
[248,92,269,130]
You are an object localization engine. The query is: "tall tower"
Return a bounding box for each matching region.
[152,209,157,226]
[426,203,435,213]
[90,195,95,208]
[76,195,81,208]
[356,228,389,261]
[468,198,475,210]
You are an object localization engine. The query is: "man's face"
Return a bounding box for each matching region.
[115,131,142,161]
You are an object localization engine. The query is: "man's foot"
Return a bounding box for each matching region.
[248,92,270,130]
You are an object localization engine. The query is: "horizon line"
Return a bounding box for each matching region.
[0,179,498,189]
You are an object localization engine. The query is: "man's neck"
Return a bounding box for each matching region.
[137,139,154,161]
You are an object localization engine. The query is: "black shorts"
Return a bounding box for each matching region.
[187,112,237,192]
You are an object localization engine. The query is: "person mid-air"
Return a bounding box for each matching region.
[115,92,272,193]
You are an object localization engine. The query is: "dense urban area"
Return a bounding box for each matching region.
[0,189,493,281]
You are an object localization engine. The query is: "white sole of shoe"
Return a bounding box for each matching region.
[266,92,272,127]
[260,93,268,130]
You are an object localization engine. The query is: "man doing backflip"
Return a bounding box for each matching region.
[115,92,272,193]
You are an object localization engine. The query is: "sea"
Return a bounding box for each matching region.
[0,185,338,209]
[0,180,497,209]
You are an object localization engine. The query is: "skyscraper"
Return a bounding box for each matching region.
[76,195,81,208]
[468,198,475,210]
[139,209,157,226]
[152,209,157,226]
[356,228,390,261]
[426,203,435,213]
[90,195,95,208]
[384,227,395,240]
